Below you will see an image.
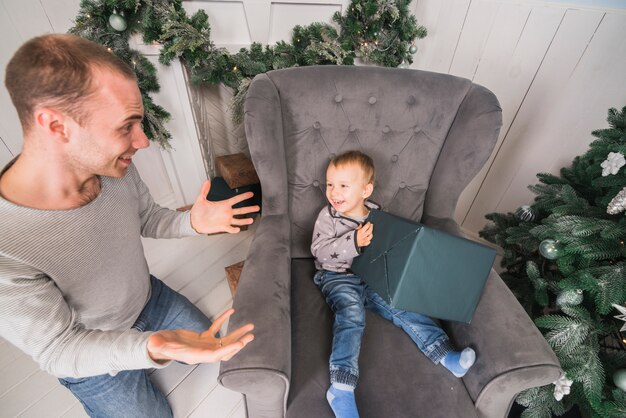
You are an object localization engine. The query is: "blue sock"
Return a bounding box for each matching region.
[327,383,359,418]
[441,347,476,378]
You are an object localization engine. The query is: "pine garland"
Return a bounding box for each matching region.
[70,0,427,148]
[480,106,626,418]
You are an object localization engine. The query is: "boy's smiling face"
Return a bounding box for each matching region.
[325,162,374,218]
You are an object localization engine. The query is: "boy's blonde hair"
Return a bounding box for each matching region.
[330,150,375,184]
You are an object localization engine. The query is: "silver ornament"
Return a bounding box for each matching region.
[556,289,583,306]
[614,369,626,392]
[607,186,626,215]
[109,10,127,32]
[539,239,562,260]
[398,61,409,69]
[409,44,418,54]
[515,205,536,222]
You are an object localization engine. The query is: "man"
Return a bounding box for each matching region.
[0,33,257,417]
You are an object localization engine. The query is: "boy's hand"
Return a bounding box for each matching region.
[356,222,373,247]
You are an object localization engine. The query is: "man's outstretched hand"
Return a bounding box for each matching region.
[190,179,260,234]
[147,309,254,363]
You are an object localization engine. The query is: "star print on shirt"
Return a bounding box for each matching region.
[331,253,339,259]
[316,232,321,238]
[346,234,351,241]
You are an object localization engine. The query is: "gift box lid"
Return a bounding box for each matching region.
[206,176,261,209]
[351,209,496,323]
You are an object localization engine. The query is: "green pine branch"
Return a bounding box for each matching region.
[71,0,428,147]
[481,106,626,416]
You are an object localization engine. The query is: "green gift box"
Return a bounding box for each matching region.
[351,209,496,323]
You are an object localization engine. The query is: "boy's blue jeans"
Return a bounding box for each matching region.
[58,275,212,418]
[314,270,453,387]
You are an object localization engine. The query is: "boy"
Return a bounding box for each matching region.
[311,150,475,418]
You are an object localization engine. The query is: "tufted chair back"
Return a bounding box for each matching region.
[244,66,502,257]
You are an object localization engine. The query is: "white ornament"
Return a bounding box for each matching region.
[600,152,625,176]
[553,372,573,401]
[607,187,626,215]
[612,303,626,332]
[109,10,127,32]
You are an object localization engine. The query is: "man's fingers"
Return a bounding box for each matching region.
[228,191,254,206]
[211,332,254,360]
[223,323,255,344]
[233,205,260,216]
[220,334,255,361]
[209,342,244,361]
[231,216,255,226]
[198,180,211,201]
[207,308,235,336]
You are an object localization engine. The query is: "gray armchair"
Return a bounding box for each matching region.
[218,66,561,418]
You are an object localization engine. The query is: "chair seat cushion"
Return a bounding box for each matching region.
[288,259,478,418]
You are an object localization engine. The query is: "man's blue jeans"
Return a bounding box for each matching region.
[59,276,211,418]
[314,270,453,387]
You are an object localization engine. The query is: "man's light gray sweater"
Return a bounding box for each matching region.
[0,164,198,378]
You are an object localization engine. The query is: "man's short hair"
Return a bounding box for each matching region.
[4,33,136,132]
[330,150,375,184]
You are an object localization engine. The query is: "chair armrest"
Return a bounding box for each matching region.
[218,214,292,418]
[422,216,561,418]
[448,271,561,418]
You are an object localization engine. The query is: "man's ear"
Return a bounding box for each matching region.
[34,107,72,143]
[363,182,374,199]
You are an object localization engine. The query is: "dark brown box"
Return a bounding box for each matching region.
[225,260,245,296]
[216,153,260,189]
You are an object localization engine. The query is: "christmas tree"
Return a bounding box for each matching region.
[480,106,626,418]
[333,0,426,67]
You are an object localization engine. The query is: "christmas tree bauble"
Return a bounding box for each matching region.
[109,11,127,32]
[613,369,626,391]
[556,289,583,306]
[539,239,562,260]
[409,44,418,54]
[398,61,409,69]
[515,205,536,222]
[607,186,626,215]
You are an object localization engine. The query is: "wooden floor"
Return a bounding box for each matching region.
[0,223,257,417]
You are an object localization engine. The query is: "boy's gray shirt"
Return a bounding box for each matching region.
[311,200,380,272]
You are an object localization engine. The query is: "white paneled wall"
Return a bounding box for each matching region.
[412,0,626,235]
